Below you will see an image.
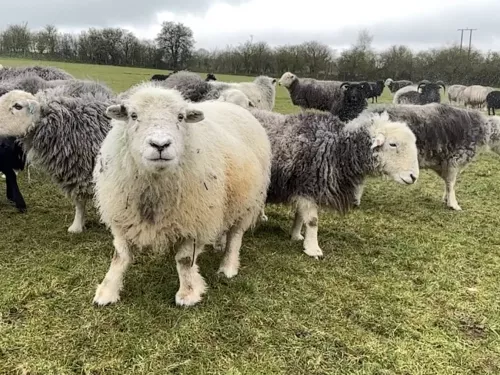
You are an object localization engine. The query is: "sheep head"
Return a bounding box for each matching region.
[218,89,254,109]
[106,87,204,173]
[0,90,40,137]
[369,111,419,185]
[278,72,297,88]
[341,82,368,105]
[384,78,394,87]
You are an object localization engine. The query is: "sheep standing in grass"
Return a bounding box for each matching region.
[0,136,26,212]
[93,86,271,306]
[251,109,419,258]
[367,80,385,103]
[205,73,217,81]
[278,72,343,112]
[448,84,467,105]
[486,91,500,115]
[363,104,500,210]
[385,79,413,93]
[461,85,493,110]
[0,65,73,81]
[0,90,113,232]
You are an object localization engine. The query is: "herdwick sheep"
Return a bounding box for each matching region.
[448,84,467,105]
[486,91,500,116]
[365,103,500,210]
[0,136,27,212]
[392,80,432,104]
[385,79,413,93]
[92,86,271,306]
[0,65,73,81]
[461,85,494,110]
[278,72,343,112]
[367,80,385,103]
[396,81,446,105]
[251,109,419,258]
[217,89,255,108]
[0,90,113,232]
[205,73,217,81]
[330,82,370,121]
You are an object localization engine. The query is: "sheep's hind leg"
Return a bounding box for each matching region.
[354,182,365,207]
[442,166,462,211]
[175,238,207,307]
[295,197,323,259]
[218,225,245,279]
[290,209,304,241]
[68,198,86,233]
[93,233,131,306]
[5,170,26,212]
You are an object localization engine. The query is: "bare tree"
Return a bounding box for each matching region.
[156,21,195,70]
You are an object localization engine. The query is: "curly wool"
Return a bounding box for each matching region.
[0,65,73,81]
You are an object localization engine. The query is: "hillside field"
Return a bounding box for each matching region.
[0,57,499,375]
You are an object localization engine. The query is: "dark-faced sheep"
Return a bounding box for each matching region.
[205,73,217,81]
[385,79,413,93]
[151,74,172,81]
[396,81,446,105]
[330,82,370,121]
[367,80,385,103]
[486,91,500,115]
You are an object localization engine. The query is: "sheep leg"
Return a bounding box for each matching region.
[354,182,365,207]
[5,170,26,212]
[93,233,131,306]
[290,209,304,241]
[295,197,323,259]
[214,231,227,252]
[68,198,86,233]
[442,167,462,211]
[5,171,13,201]
[175,238,207,307]
[218,225,245,279]
[259,208,269,222]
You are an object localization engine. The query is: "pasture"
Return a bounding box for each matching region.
[0,57,499,375]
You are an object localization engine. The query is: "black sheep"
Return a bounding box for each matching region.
[205,73,217,82]
[367,80,384,103]
[0,137,27,212]
[151,73,172,81]
[486,91,500,116]
[330,82,369,122]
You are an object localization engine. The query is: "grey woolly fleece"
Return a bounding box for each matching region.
[286,78,343,112]
[20,92,113,201]
[0,65,73,81]
[367,103,500,168]
[251,109,379,213]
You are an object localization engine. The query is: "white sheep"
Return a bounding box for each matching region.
[92,86,271,307]
[217,89,255,108]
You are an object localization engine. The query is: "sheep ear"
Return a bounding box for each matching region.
[371,133,385,149]
[272,78,277,84]
[185,108,204,123]
[106,104,128,120]
[26,100,39,115]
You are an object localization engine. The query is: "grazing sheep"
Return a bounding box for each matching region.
[367,80,385,103]
[0,90,113,232]
[205,73,217,81]
[330,82,369,121]
[217,89,255,108]
[251,109,419,258]
[0,65,73,81]
[486,91,500,115]
[396,81,445,105]
[0,136,26,212]
[278,72,343,112]
[92,86,271,306]
[461,85,494,110]
[364,103,500,210]
[151,73,171,81]
[448,84,467,105]
[385,78,413,93]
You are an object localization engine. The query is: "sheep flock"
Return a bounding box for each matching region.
[0,63,499,310]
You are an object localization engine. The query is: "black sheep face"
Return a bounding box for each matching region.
[342,84,368,105]
[421,84,441,103]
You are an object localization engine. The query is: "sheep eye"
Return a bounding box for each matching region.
[178,114,184,121]
[13,103,23,110]
[130,113,138,120]
[389,143,397,148]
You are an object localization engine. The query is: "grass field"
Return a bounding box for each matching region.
[0,57,499,375]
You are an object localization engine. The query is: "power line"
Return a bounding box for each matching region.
[457,28,477,57]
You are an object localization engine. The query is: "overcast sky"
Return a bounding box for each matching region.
[1,0,499,52]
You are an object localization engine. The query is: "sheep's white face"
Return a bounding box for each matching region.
[0,90,39,137]
[384,78,393,87]
[371,112,419,185]
[278,72,297,88]
[218,89,254,109]
[106,88,204,173]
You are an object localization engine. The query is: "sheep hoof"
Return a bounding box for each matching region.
[260,214,269,222]
[93,284,120,306]
[68,224,84,233]
[291,233,304,241]
[217,265,239,279]
[175,277,206,307]
[448,204,463,211]
[303,246,324,259]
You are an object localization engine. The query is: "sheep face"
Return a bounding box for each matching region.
[0,90,40,137]
[341,83,369,105]
[106,88,204,172]
[370,112,419,185]
[384,78,393,87]
[278,72,297,88]
[218,89,254,109]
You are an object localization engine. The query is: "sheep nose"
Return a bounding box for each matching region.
[149,139,172,152]
[410,174,417,183]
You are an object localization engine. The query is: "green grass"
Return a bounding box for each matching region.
[0,57,499,375]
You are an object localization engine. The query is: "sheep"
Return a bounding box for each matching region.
[461,85,494,110]
[0,136,27,212]
[151,73,171,81]
[396,81,446,105]
[363,103,500,210]
[278,72,343,112]
[0,65,73,81]
[217,89,255,109]
[367,80,385,103]
[330,82,369,121]
[251,109,419,258]
[448,84,467,105]
[205,73,217,81]
[385,78,413,93]
[486,91,500,116]
[92,86,271,306]
[0,89,113,233]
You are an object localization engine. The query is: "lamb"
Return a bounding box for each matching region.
[0,89,113,232]
[278,72,343,112]
[0,65,73,81]
[396,81,445,105]
[448,84,467,105]
[251,109,419,258]
[385,79,413,93]
[0,136,27,212]
[461,85,494,110]
[486,91,500,116]
[363,103,500,210]
[330,82,369,121]
[92,86,271,306]
[367,80,385,103]
[205,73,217,81]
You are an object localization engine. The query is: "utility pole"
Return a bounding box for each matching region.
[457,28,477,56]
[457,29,465,52]
[468,28,477,57]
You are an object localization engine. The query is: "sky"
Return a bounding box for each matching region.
[1,0,499,52]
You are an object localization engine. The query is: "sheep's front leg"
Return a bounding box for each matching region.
[442,166,462,211]
[290,209,304,241]
[68,198,86,233]
[5,170,26,212]
[295,197,323,259]
[259,208,268,222]
[218,225,245,279]
[354,182,365,207]
[175,238,207,307]
[93,233,131,306]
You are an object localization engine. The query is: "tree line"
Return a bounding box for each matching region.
[1,23,500,86]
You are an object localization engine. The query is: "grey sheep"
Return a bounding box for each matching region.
[278,72,343,112]
[0,65,73,81]
[385,78,413,93]
[251,109,419,258]
[396,81,446,105]
[363,103,500,210]
[0,89,113,233]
